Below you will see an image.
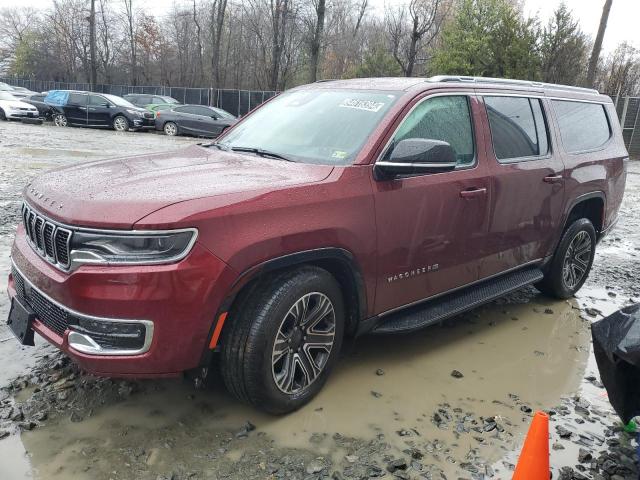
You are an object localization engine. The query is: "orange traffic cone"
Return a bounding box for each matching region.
[512,411,550,479]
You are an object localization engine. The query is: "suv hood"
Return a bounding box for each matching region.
[25,145,334,229]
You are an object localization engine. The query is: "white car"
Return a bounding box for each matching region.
[0,91,40,121]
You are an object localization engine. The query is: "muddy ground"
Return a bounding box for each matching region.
[0,120,638,480]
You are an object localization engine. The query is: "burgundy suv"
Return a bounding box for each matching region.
[7,76,628,413]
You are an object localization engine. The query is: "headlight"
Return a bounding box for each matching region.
[69,228,197,266]
[126,109,145,117]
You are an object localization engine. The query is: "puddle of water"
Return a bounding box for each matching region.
[0,434,33,479]
[12,296,591,479]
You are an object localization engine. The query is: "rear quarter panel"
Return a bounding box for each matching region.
[550,99,628,232]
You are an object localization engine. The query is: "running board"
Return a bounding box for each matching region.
[372,267,544,334]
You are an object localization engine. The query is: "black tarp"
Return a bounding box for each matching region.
[592,303,640,425]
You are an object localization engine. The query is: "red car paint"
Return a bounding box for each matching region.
[8,78,628,377]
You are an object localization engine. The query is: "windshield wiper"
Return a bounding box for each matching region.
[201,141,229,150]
[230,146,295,162]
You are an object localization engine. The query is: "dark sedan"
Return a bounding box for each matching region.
[23,94,55,119]
[154,104,236,138]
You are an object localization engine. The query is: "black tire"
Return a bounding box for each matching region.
[0,108,6,121]
[220,266,345,414]
[535,218,596,299]
[112,115,129,132]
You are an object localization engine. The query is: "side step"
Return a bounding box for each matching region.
[372,266,544,334]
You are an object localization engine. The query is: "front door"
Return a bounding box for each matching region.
[87,94,112,127]
[64,92,88,125]
[373,94,493,314]
[478,94,565,279]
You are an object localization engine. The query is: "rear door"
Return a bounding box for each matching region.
[372,93,493,314]
[64,93,88,125]
[87,94,112,126]
[478,93,565,278]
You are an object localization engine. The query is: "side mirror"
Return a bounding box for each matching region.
[375,139,457,177]
[101,103,110,107]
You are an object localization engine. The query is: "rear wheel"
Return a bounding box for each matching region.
[535,218,596,299]
[53,114,67,127]
[220,267,344,414]
[163,121,178,136]
[112,115,129,132]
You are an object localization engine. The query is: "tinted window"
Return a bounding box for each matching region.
[388,95,475,166]
[30,95,44,101]
[68,93,86,105]
[175,106,201,115]
[553,100,610,153]
[485,97,549,161]
[88,95,109,106]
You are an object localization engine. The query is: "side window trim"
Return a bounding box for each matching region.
[375,92,478,172]
[481,94,553,164]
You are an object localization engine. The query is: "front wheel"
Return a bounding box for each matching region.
[0,108,6,121]
[112,115,129,132]
[535,218,596,299]
[53,114,67,127]
[220,267,344,414]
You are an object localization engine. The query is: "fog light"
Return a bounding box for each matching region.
[68,318,153,355]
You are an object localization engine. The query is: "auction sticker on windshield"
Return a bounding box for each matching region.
[339,99,385,112]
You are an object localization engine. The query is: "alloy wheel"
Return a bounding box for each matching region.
[164,122,177,136]
[271,292,336,395]
[114,116,128,131]
[562,230,592,290]
[53,114,67,127]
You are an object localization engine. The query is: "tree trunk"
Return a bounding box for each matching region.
[406,16,419,77]
[308,0,326,83]
[89,0,97,86]
[586,0,613,87]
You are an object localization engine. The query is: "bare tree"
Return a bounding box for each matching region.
[209,0,228,88]
[88,0,97,85]
[386,0,443,77]
[307,0,326,82]
[123,0,137,85]
[586,0,613,87]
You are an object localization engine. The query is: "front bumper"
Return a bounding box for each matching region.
[8,225,237,377]
[131,115,155,129]
[6,110,39,120]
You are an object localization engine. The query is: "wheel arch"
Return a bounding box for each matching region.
[563,192,606,237]
[199,248,367,365]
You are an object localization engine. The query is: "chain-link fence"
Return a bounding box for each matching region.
[0,78,278,118]
[614,96,640,159]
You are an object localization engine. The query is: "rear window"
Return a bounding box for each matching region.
[485,96,549,161]
[552,100,611,153]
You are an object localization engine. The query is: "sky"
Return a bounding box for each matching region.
[5,0,639,55]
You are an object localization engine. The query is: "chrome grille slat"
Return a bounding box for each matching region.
[22,203,72,271]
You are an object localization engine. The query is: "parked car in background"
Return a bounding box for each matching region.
[0,84,31,99]
[11,86,38,96]
[45,90,154,131]
[155,104,236,137]
[123,94,180,111]
[22,94,55,119]
[148,104,175,114]
[0,91,41,122]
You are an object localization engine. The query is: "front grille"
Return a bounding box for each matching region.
[12,266,74,336]
[22,203,72,269]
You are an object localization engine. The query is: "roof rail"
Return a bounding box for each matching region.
[426,75,599,95]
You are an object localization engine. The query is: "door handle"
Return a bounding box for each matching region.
[543,175,563,183]
[460,187,487,198]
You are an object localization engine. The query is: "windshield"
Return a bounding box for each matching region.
[0,92,17,100]
[161,96,180,104]
[217,89,399,165]
[103,93,137,108]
